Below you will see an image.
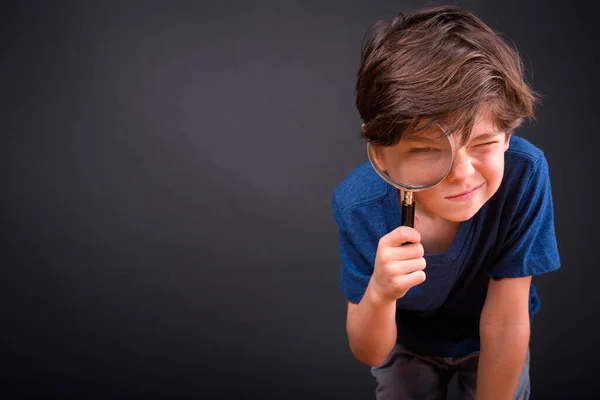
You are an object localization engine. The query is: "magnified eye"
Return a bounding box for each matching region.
[409,147,440,153]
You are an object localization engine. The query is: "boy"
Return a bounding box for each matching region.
[332,5,560,400]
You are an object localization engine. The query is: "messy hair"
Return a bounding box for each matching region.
[356,4,540,146]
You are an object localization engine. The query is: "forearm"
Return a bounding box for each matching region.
[346,283,398,366]
[476,323,530,400]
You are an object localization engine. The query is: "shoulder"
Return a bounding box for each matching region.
[332,161,391,214]
[477,135,554,228]
[505,134,548,169]
[503,135,550,190]
[485,135,561,278]
[487,134,555,228]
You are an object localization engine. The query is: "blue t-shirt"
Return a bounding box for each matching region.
[332,135,561,357]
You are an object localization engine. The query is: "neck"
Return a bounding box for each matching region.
[399,190,459,254]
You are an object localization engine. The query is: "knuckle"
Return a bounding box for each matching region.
[376,261,390,277]
[379,248,391,262]
[398,226,411,238]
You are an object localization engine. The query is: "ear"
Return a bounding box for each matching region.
[361,123,367,133]
[503,133,512,151]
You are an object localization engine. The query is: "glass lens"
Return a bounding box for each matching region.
[367,123,455,190]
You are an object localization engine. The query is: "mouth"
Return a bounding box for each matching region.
[445,183,484,200]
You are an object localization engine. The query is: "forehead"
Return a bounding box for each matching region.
[404,119,448,139]
[469,106,499,134]
[409,105,501,142]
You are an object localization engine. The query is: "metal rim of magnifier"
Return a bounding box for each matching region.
[366,124,457,192]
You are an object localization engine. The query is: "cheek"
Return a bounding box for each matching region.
[415,185,446,206]
[478,154,505,190]
[481,154,504,177]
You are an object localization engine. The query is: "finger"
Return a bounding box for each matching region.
[380,242,424,261]
[389,257,427,275]
[381,225,421,247]
[396,270,426,295]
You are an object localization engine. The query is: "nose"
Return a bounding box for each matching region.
[446,148,474,182]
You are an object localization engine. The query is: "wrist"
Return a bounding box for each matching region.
[364,281,396,309]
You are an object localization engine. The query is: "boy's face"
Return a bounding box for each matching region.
[413,106,510,223]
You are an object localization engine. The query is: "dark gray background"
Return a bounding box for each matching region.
[1,0,597,398]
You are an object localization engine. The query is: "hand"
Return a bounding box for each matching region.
[368,216,426,304]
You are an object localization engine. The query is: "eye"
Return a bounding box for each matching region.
[409,147,440,153]
[476,141,499,147]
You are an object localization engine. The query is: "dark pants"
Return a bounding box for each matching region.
[371,344,530,400]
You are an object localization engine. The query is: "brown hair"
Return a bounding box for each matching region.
[356,4,540,146]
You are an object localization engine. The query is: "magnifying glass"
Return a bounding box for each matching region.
[366,122,456,229]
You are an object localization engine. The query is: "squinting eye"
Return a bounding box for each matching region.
[476,141,498,147]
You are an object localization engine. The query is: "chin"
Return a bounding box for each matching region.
[440,203,483,222]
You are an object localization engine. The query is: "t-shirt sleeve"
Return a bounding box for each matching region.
[488,154,561,279]
[332,195,374,304]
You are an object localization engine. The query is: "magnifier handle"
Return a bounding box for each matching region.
[401,202,415,227]
[401,201,415,246]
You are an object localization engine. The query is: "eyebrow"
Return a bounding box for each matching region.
[404,136,440,143]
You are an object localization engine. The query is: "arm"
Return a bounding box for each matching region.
[476,276,531,400]
[333,191,427,367]
[346,283,398,366]
[345,223,426,367]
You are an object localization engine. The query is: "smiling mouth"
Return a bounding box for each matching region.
[446,183,484,199]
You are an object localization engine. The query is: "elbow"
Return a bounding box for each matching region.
[351,349,387,367]
[348,341,391,367]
